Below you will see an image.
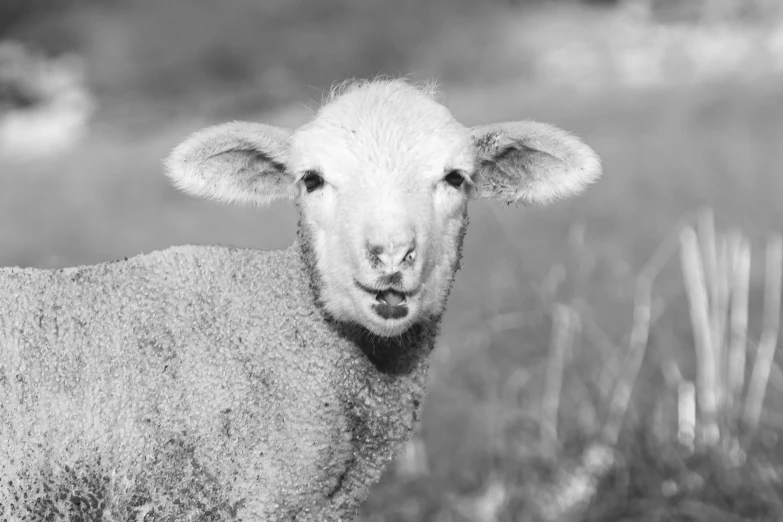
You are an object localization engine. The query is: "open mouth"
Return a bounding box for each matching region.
[373,297,408,320]
[355,280,411,321]
[375,289,407,307]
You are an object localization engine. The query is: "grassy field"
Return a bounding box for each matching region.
[2,77,783,519]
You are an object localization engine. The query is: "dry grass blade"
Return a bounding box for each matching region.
[698,210,720,342]
[680,225,720,444]
[600,219,683,447]
[698,208,718,293]
[568,222,595,299]
[678,380,697,449]
[660,349,685,388]
[583,314,624,400]
[699,212,734,435]
[602,279,652,447]
[769,360,783,395]
[640,216,691,283]
[540,303,575,455]
[541,262,566,304]
[500,366,532,408]
[743,233,783,433]
[712,234,731,411]
[727,234,751,418]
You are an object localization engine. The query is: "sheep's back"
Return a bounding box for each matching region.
[0,243,358,521]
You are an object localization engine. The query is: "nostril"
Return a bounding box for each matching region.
[367,244,384,257]
[366,238,415,267]
[367,243,384,266]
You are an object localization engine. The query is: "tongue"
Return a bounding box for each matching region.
[378,290,405,306]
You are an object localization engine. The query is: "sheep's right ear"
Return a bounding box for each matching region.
[165,121,294,206]
[470,121,601,206]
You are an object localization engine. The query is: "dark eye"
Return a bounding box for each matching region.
[302,170,324,193]
[444,170,464,188]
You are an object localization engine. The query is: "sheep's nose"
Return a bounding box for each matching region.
[367,237,416,270]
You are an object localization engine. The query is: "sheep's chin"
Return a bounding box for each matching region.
[363,316,417,338]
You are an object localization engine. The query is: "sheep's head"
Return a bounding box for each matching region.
[165,79,601,337]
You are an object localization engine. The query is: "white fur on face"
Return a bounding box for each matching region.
[165,79,602,337]
[289,81,474,337]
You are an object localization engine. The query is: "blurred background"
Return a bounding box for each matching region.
[2,0,783,519]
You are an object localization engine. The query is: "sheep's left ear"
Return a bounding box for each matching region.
[165,121,294,206]
[470,121,602,206]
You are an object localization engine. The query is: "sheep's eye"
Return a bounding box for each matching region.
[302,170,324,193]
[444,170,464,188]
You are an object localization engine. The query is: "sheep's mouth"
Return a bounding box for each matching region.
[355,280,412,321]
[375,289,407,306]
[372,289,409,320]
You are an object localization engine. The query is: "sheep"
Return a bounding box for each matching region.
[0,78,602,521]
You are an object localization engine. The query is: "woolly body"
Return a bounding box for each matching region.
[1,241,434,521]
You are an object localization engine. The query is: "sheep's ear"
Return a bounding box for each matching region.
[165,121,294,206]
[470,121,602,206]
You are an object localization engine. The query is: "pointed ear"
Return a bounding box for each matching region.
[164,121,295,206]
[470,121,602,206]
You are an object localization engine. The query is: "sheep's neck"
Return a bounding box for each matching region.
[289,219,468,511]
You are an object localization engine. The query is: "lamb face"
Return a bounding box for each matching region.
[165,79,602,339]
[289,83,474,336]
